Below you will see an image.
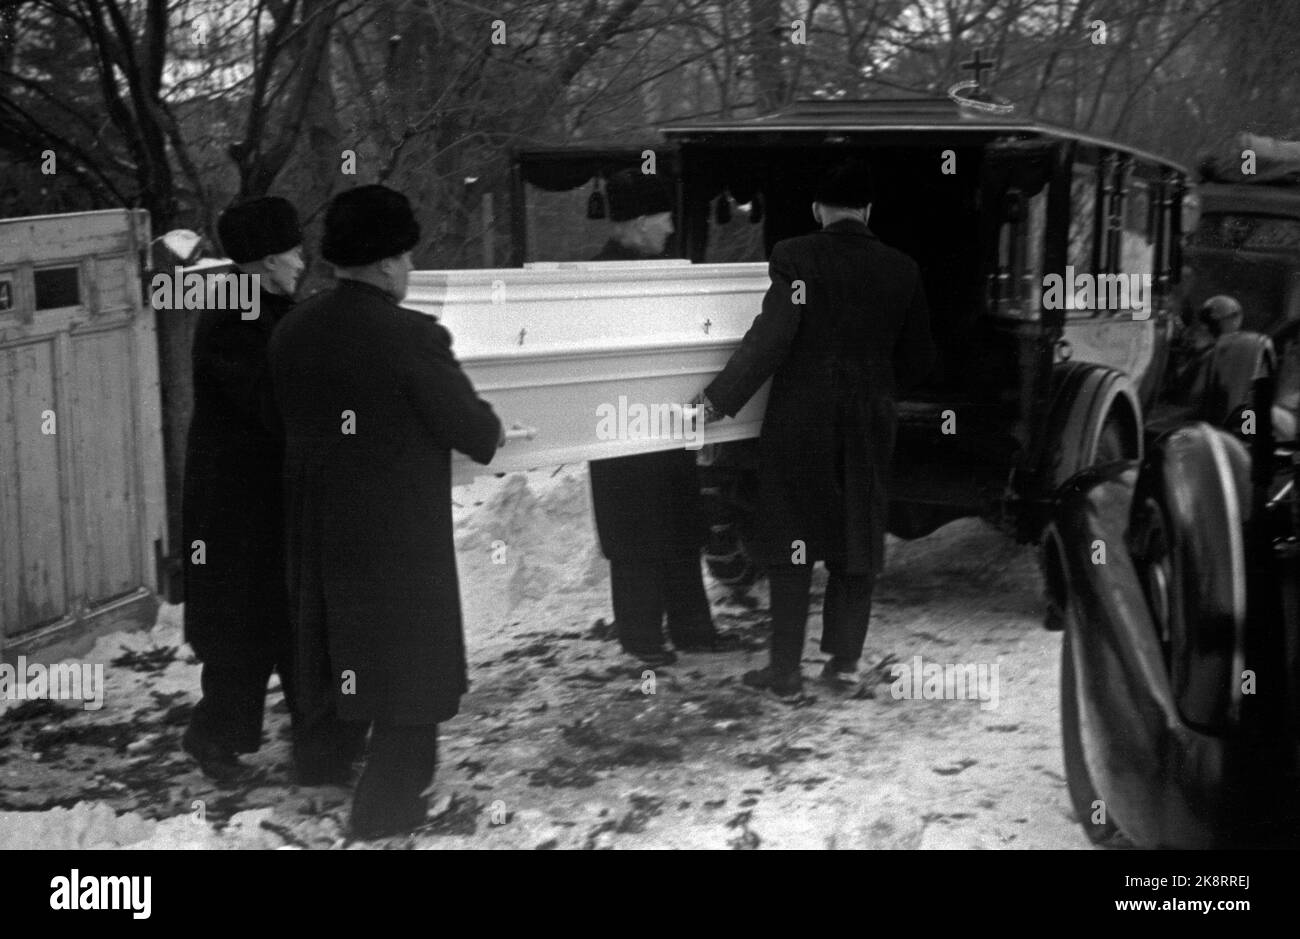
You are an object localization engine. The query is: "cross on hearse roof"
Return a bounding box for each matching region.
[961,49,998,90]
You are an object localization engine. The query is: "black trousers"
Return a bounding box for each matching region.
[351,724,439,838]
[610,554,713,654]
[767,562,874,673]
[294,709,440,837]
[189,647,298,754]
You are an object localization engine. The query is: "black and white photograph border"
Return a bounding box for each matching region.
[0,0,1298,872]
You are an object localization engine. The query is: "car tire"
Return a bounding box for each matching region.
[1132,424,1250,733]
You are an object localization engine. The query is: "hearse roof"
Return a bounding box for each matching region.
[660,97,1187,174]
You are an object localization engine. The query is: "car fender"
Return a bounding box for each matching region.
[1042,361,1142,491]
[1051,458,1227,847]
[1049,425,1268,847]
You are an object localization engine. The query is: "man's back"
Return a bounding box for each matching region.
[769,221,933,399]
[706,218,934,424]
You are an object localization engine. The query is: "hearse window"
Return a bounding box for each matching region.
[1067,163,1098,276]
[704,193,765,263]
[1025,187,1048,299]
[993,186,1049,317]
[34,265,82,310]
[1119,177,1155,279]
[526,183,615,262]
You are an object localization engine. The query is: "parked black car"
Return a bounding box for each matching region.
[1047,366,1300,846]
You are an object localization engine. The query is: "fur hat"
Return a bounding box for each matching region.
[606,169,673,222]
[813,158,875,209]
[217,196,301,264]
[320,185,421,267]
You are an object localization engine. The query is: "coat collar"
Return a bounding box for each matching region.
[336,277,400,305]
[821,218,876,238]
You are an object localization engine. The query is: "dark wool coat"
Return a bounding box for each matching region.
[182,289,293,664]
[587,239,708,561]
[705,219,936,576]
[267,280,501,725]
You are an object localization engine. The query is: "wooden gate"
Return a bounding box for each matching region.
[0,209,167,657]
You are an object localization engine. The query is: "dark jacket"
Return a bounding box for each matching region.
[705,219,935,575]
[587,239,707,561]
[267,280,501,725]
[182,288,293,663]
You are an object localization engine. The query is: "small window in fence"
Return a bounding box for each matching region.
[34,265,81,310]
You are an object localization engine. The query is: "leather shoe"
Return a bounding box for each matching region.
[182,727,257,785]
[741,666,803,699]
[819,658,863,692]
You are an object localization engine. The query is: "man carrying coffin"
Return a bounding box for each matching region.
[269,185,503,839]
[587,168,721,667]
[699,159,936,698]
[182,196,304,783]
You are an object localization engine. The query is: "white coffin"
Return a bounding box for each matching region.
[402,260,771,484]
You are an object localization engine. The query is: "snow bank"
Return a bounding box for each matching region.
[453,468,609,635]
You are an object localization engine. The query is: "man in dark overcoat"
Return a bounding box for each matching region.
[268,185,502,839]
[587,168,719,667]
[701,159,936,698]
[182,196,304,782]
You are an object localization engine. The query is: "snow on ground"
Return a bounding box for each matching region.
[0,466,1090,849]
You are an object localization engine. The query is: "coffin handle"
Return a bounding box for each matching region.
[503,424,539,441]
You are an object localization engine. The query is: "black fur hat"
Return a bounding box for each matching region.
[813,158,875,208]
[606,168,672,222]
[320,185,421,267]
[217,196,301,264]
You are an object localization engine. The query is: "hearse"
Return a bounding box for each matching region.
[503,97,1272,591]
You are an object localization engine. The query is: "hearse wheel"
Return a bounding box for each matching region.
[1060,620,1132,847]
